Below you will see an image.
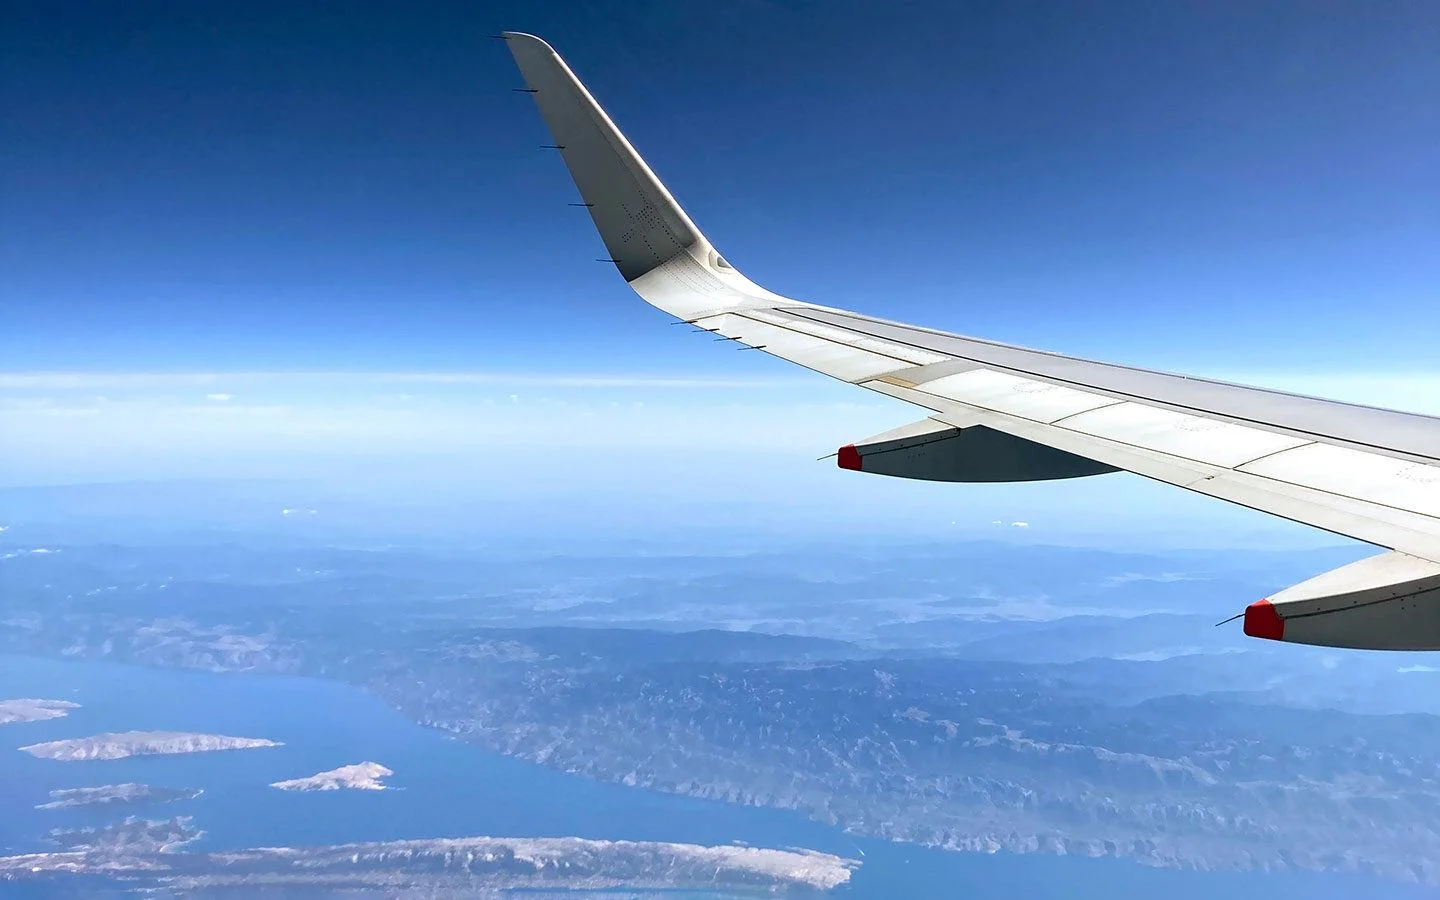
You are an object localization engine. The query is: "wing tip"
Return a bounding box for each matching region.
[498,32,561,67]
[498,31,551,47]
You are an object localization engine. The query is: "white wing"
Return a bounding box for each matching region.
[502,32,1440,651]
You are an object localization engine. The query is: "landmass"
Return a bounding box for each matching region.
[0,698,78,725]
[20,731,281,761]
[271,761,392,792]
[7,534,1440,884]
[46,816,203,854]
[37,783,202,810]
[0,833,856,894]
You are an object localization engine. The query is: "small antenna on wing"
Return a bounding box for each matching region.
[1214,611,1244,627]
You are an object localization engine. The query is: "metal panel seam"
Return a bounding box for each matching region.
[790,310,1440,468]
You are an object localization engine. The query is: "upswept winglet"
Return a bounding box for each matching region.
[503,32,807,322]
[502,32,710,283]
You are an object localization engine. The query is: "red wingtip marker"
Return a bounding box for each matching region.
[1242,599,1285,641]
[837,444,863,471]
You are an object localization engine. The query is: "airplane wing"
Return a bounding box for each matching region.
[501,32,1440,651]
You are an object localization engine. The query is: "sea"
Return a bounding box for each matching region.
[0,653,1428,899]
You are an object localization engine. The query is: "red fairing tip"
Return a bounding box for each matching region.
[837,444,863,471]
[1243,599,1285,641]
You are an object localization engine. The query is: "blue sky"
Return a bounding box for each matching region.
[2,1,1437,545]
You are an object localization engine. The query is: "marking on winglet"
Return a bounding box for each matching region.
[837,445,863,471]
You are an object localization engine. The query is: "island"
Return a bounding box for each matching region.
[0,698,79,725]
[46,816,203,854]
[0,832,857,893]
[271,761,392,792]
[19,731,281,761]
[37,784,203,810]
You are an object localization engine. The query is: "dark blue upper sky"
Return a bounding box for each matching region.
[3,0,1437,374]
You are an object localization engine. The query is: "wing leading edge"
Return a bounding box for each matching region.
[502,32,1440,650]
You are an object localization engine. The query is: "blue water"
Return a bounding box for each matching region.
[0,653,1430,899]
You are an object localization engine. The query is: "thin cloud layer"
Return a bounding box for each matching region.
[0,371,808,391]
[0,367,1427,551]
